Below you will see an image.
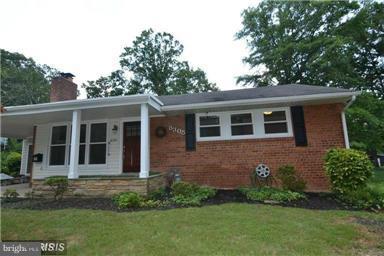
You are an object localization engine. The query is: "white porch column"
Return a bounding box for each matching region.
[140,103,150,178]
[68,110,82,179]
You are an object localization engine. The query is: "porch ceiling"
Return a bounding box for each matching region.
[1,104,161,138]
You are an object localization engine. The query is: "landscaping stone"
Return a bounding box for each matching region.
[31,174,165,197]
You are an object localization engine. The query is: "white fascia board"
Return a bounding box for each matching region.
[2,94,164,116]
[161,91,361,111]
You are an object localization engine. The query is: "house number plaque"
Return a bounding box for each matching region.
[169,125,185,136]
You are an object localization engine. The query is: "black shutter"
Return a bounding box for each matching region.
[290,106,308,147]
[185,114,196,151]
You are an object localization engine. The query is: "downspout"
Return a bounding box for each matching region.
[341,95,356,149]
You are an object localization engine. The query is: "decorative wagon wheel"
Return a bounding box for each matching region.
[255,164,270,178]
[251,163,275,187]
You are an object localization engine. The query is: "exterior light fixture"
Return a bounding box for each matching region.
[263,111,272,115]
[112,125,118,133]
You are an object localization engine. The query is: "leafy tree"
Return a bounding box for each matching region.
[1,49,59,106]
[83,70,129,98]
[236,1,383,97]
[83,29,217,98]
[346,92,384,156]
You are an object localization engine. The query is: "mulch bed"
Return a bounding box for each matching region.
[1,190,351,212]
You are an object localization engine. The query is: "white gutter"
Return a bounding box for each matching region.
[2,94,164,116]
[161,91,359,111]
[341,95,357,149]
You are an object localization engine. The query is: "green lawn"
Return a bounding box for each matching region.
[2,204,383,256]
[369,167,384,194]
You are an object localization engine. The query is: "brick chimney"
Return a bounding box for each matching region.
[50,72,77,102]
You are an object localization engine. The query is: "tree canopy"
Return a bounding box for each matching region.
[1,49,59,106]
[237,0,384,98]
[83,29,217,98]
[346,92,384,156]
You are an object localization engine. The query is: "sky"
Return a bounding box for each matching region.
[1,0,259,98]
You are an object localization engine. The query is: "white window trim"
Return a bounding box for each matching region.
[229,111,255,139]
[196,107,293,142]
[196,114,223,141]
[196,113,224,140]
[87,121,109,166]
[48,122,71,168]
[48,120,109,169]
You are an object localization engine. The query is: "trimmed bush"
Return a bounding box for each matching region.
[170,182,216,206]
[276,165,306,192]
[44,176,68,200]
[239,187,306,203]
[324,148,374,194]
[113,192,143,209]
[171,182,200,197]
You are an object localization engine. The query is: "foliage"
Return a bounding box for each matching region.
[1,151,10,175]
[3,188,19,201]
[148,187,168,201]
[324,148,374,194]
[83,29,217,98]
[139,199,169,208]
[338,187,384,210]
[43,176,69,200]
[239,187,306,203]
[346,92,384,155]
[170,182,216,206]
[112,192,143,209]
[276,165,306,192]
[236,1,384,98]
[5,152,21,176]
[1,49,59,106]
[171,195,203,207]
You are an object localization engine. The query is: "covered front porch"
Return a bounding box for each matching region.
[1,95,164,190]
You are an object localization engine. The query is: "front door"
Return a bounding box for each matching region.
[123,122,140,172]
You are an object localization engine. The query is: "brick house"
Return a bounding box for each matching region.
[1,73,359,196]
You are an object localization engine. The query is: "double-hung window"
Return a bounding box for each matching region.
[199,116,221,138]
[49,125,68,165]
[79,124,87,164]
[50,122,107,166]
[263,110,288,134]
[89,123,107,164]
[230,113,253,136]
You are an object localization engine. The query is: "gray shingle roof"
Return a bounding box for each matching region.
[157,84,352,106]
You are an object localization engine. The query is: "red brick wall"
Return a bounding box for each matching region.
[150,104,345,191]
[50,77,77,102]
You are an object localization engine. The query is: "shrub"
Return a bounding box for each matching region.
[171,182,200,197]
[324,148,374,194]
[276,165,306,192]
[170,182,216,206]
[148,187,168,201]
[6,152,21,174]
[239,187,306,203]
[171,195,202,207]
[44,176,68,200]
[339,187,384,210]
[0,152,21,177]
[113,192,143,209]
[139,199,169,208]
[3,188,19,201]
